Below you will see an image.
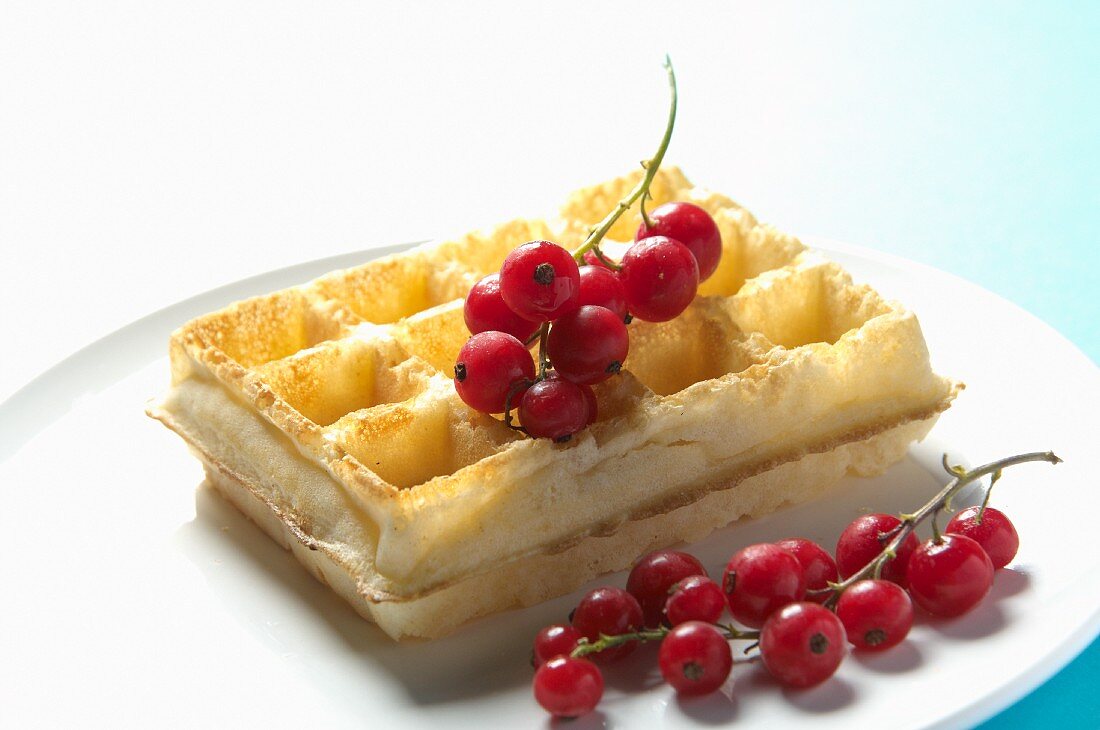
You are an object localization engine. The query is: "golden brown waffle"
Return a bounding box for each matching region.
[148,167,960,639]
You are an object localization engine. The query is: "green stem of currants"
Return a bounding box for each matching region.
[505,57,677,439]
[570,621,758,659]
[571,55,678,266]
[534,321,551,378]
[502,378,533,433]
[815,450,1061,608]
[588,245,623,272]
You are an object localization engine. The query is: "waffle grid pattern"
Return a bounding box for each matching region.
[174,168,817,487]
[154,168,958,633]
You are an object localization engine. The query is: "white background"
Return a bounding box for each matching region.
[2,2,1096,405]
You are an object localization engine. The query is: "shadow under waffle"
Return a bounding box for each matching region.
[172,437,963,712]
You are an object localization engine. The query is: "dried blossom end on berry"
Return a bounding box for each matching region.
[658,622,733,696]
[835,579,913,651]
[760,602,846,688]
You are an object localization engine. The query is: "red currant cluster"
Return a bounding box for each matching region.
[453,200,721,441]
[530,450,1059,719]
[451,55,714,442]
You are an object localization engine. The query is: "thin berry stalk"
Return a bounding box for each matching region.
[570,622,758,659]
[571,56,678,266]
[534,321,551,378]
[513,57,677,419]
[815,450,1060,607]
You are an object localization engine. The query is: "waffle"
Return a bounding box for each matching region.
[148,167,960,639]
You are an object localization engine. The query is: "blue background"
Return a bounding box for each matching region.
[656,4,1098,726]
[762,6,1099,725]
[748,6,1098,726]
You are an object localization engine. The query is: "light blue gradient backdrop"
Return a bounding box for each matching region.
[660,3,1096,726]
[712,5,1098,727]
[725,4,1100,368]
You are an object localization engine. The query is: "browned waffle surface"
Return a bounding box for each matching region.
[150,167,960,637]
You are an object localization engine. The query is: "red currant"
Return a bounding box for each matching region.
[463,273,541,342]
[626,550,707,628]
[775,538,839,602]
[580,382,598,425]
[540,372,598,427]
[518,377,590,442]
[532,624,583,667]
[499,240,580,321]
[945,507,1019,570]
[723,543,807,628]
[907,534,994,617]
[453,331,535,413]
[665,575,726,626]
[835,514,919,588]
[834,579,913,651]
[546,305,629,385]
[636,202,722,281]
[577,265,628,321]
[658,622,733,696]
[532,655,603,718]
[571,587,644,663]
[618,236,699,322]
[760,602,847,688]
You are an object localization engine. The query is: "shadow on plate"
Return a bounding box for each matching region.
[916,568,1030,641]
[988,566,1032,600]
[547,710,608,729]
[725,661,857,714]
[674,685,739,725]
[172,440,960,712]
[851,641,924,673]
[599,642,665,693]
[175,483,558,707]
[782,676,857,713]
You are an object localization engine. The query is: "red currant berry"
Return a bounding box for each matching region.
[532,655,604,718]
[546,305,629,385]
[722,544,807,628]
[453,331,535,413]
[626,550,707,628]
[658,622,733,696]
[760,602,847,688]
[665,575,726,626]
[541,372,598,426]
[775,538,839,602]
[577,265,629,321]
[636,202,722,281]
[945,507,1019,570]
[580,382,598,425]
[499,240,580,321]
[463,272,541,341]
[571,587,644,663]
[533,624,583,667]
[835,513,919,587]
[543,371,602,428]
[618,236,699,322]
[834,579,913,651]
[907,534,994,617]
[518,377,590,442]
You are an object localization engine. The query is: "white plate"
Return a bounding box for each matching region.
[1,240,1097,729]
